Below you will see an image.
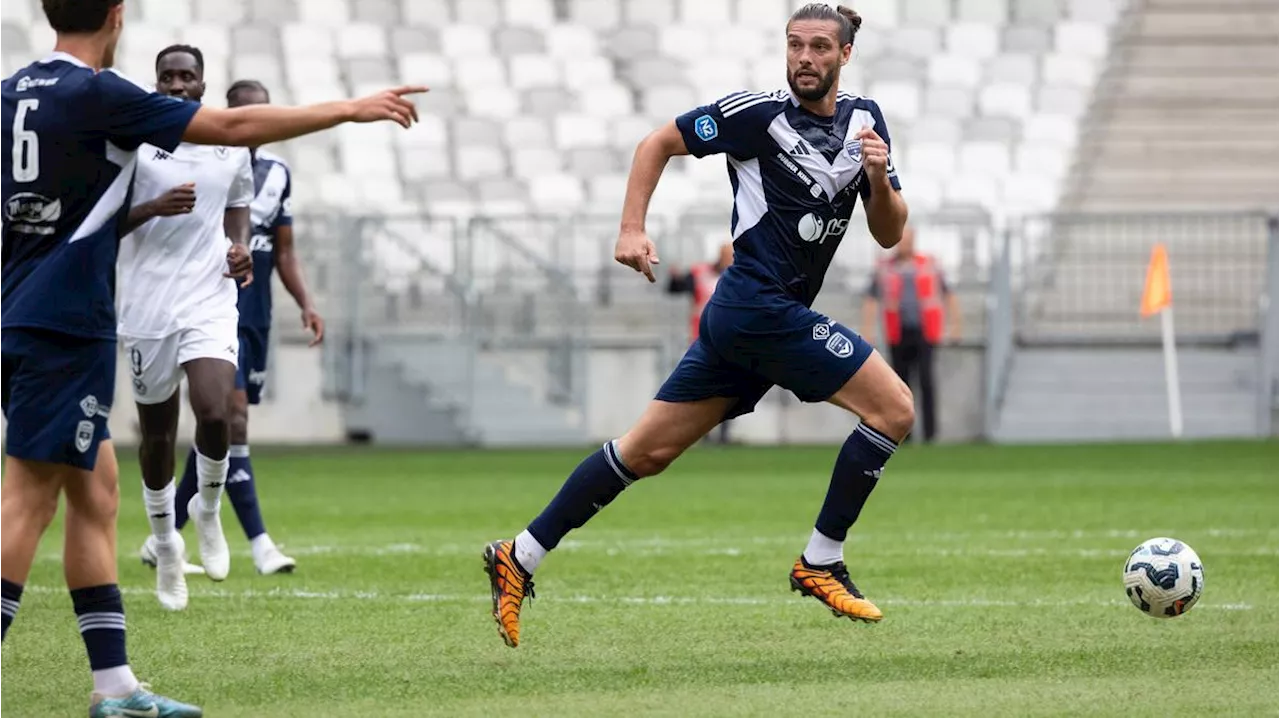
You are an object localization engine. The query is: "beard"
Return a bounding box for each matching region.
[787,66,838,102]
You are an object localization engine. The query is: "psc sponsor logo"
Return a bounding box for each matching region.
[796,213,849,244]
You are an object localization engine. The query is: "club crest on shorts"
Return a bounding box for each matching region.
[826,333,854,359]
[215,146,230,159]
[812,323,831,341]
[75,420,94,453]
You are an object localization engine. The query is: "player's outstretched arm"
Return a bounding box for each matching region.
[615,121,690,283]
[182,86,428,148]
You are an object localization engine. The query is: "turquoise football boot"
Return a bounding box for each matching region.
[89,684,202,718]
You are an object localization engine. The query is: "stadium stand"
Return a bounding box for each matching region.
[2,0,1274,446]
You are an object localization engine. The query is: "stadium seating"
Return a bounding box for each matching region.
[1,0,1127,230]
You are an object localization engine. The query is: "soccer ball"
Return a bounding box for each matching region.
[1122,537,1204,618]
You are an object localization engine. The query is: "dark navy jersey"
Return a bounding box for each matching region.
[237,148,292,329]
[675,89,901,309]
[1,53,198,339]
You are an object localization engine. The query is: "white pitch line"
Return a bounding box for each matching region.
[34,528,1280,564]
[19,585,1256,612]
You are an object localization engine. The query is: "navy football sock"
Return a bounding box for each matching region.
[71,585,129,670]
[2,579,23,640]
[813,423,898,543]
[225,445,266,540]
[174,447,199,531]
[526,440,637,552]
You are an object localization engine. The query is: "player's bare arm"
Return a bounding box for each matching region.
[858,126,908,248]
[615,121,690,283]
[182,86,428,148]
[274,224,325,347]
[122,183,195,235]
[223,206,253,287]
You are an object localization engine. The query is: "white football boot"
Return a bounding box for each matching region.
[150,533,189,611]
[252,536,297,575]
[188,495,231,581]
[139,534,206,576]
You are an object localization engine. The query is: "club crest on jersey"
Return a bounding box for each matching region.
[693,114,718,142]
[845,140,863,163]
[75,420,94,453]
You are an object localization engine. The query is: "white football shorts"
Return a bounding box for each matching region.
[121,317,239,404]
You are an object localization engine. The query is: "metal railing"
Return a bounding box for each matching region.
[289,208,1276,441]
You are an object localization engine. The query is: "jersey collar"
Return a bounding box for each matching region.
[40,51,92,69]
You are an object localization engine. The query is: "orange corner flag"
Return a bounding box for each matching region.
[1140,243,1172,317]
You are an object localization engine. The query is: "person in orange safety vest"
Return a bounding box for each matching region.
[667,242,733,343]
[860,226,960,443]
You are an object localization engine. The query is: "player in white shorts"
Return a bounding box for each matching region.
[117,45,252,610]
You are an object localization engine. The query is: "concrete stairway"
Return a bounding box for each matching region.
[1062,0,1279,212]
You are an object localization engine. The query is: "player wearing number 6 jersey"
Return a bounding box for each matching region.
[484,3,913,648]
[1,1,425,713]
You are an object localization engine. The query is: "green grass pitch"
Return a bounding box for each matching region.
[2,440,1276,716]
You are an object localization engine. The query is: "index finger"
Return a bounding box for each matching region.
[388,85,430,97]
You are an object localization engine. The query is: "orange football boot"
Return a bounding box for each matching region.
[789,556,883,622]
[483,539,536,647]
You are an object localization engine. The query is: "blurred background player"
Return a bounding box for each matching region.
[169,79,323,576]
[860,225,960,443]
[666,241,734,444]
[1,0,424,712]
[122,44,253,610]
[484,3,913,648]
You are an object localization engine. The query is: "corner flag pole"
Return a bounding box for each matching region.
[1141,243,1182,438]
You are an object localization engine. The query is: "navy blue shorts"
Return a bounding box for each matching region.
[655,300,874,420]
[235,326,269,405]
[1,329,114,471]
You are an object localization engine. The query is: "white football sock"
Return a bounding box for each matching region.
[195,450,228,512]
[514,530,548,574]
[92,665,139,697]
[802,528,844,566]
[143,480,176,541]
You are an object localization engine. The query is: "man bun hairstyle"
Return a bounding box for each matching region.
[42,0,122,34]
[788,3,863,46]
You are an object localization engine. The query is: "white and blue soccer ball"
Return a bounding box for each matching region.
[1123,537,1204,618]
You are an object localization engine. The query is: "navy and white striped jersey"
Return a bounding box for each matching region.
[1,52,198,339]
[674,89,901,309]
[236,148,293,329]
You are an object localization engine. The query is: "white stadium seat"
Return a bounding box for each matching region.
[0,0,1122,233]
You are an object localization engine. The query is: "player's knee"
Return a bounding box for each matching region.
[191,400,229,435]
[864,378,915,440]
[883,381,916,439]
[24,488,61,532]
[623,444,682,478]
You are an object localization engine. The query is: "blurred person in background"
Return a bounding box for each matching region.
[666,241,734,444]
[860,225,960,443]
